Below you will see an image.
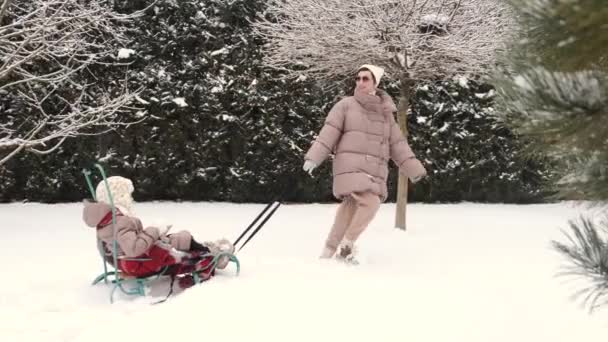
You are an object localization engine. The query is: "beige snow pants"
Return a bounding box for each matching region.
[325,191,381,251]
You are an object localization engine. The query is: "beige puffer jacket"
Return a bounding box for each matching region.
[304,89,427,201]
[82,200,192,257]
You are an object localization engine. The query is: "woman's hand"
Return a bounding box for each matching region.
[303,160,317,175]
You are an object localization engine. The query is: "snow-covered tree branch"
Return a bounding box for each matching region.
[252,0,514,83]
[0,0,145,166]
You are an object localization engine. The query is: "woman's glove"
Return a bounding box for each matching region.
[302,160,317,175]
[403,158,427,183]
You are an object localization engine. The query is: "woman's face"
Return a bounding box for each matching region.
[355,70,375,94]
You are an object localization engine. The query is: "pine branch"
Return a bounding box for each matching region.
[495,1,608,202]
[547,150,608,201]
[552,215,608,313]
[508,0,608,71]
[497,68,608,151]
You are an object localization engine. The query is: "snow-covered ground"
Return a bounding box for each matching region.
[1,201,607,341]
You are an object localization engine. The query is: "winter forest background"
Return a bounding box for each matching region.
[0,0,556,204]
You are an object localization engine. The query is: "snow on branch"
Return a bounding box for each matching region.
[0,0,145,165]
[252,0,515,82]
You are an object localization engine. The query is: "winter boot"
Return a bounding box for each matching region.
[178,275,195,289]
[336,239,359,265]
[215,238,235,270]
[319,246,335,259]
[202,239,235,270]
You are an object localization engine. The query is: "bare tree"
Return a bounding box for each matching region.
[0,0,146,166]
[253,0,515,229]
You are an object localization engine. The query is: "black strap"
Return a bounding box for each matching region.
[152,273,176,305]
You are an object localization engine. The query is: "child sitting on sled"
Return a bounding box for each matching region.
[82,199,235,288]
[84,176,235,289]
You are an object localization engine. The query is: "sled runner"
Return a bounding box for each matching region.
[82,163,280,304]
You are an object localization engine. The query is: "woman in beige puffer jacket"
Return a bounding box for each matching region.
[303,64,427,262]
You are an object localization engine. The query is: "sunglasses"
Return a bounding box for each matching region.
[355,76,371,82]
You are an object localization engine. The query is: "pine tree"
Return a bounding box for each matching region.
[495,0,608,312]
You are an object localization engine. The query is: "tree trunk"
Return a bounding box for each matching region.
[395,77,415,230]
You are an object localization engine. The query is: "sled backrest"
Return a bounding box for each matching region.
[82,163,153,303]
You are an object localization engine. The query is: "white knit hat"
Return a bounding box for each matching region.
[358,64,384,87]
[95,176,135,216]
